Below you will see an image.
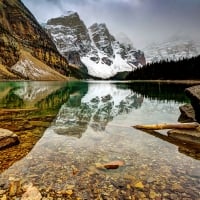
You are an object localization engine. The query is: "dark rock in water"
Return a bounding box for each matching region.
[0,128,19,150]
[178,104,196,122]
[168,129,200,145]
[185,85,200,122]
[96,160,125,170]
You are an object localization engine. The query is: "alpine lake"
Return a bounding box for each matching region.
[0,81,200,199]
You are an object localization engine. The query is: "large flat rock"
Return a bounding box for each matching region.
[0,128,19,150]
[168,129,200,145]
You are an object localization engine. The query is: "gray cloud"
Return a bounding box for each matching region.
[22,0,200,48]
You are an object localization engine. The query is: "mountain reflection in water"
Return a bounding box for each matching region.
[54,83,143,138]
[0,81,200,199]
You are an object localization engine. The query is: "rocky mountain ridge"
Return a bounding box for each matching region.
[0,0,72,80]
[45,12,146,79]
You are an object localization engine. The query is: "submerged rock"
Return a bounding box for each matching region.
[103,160,125,169]
[187,168,200,178]
[0,128,19,150]
[9,178,22,196]
[21,184,42,200]
[95,160,125,170]
[134,182,144,189]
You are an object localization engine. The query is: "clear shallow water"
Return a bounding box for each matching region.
[0,81,200,199]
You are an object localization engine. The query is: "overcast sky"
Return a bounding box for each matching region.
[22,0,200,48]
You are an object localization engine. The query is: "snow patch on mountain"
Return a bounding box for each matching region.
[12,59,49,78]
[81,55,132,79]
[11,51,68,80]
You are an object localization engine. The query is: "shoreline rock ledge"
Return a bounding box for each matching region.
[185,85,200,123]
[172,85,200,148]
[0,128,19,150]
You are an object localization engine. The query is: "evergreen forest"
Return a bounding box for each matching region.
[126,55,200,80]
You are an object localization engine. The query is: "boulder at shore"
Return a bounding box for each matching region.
[0,128,19,150]
[178,104,196,122]
[185,85,200,122]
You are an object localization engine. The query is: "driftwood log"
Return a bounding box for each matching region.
[133,122,199,130]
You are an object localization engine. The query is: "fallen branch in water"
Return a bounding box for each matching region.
[133,122,199,130]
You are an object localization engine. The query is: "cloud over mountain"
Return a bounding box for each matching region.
[22,0,200,48]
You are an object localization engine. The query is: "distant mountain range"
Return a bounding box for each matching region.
[143,37,200,63]
[45,12,146,79]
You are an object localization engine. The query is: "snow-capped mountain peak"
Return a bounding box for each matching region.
[45,12,146,79]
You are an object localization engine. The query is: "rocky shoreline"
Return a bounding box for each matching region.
[0,109,55,173]
[178,85,200,125]
[185,85,200,122]
[168,85,200,156]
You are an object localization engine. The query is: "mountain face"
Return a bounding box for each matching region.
[0,0,71,80]
[143,37,200,63]
[45,12,146,79]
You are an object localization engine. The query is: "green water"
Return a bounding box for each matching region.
[0,81,199,199]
